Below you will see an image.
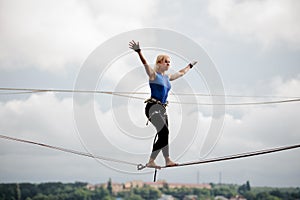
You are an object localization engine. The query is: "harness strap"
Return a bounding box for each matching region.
[144,97,168,107]
[146,110,160,126]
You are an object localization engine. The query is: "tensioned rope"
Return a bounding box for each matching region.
[1,87,300,106]
[104,93,300,106]
[138,142,300,182]
[1,87,300,98]
[0,134,138,167]
[1,134,299,171]
[163,143,300,169]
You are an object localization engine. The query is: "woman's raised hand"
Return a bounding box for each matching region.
[129,40,141,52]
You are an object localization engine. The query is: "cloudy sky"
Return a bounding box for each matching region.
[1,0,300,187]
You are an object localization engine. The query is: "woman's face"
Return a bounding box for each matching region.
[158,57,171,71]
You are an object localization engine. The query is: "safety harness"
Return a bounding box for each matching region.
[144,97,168,126]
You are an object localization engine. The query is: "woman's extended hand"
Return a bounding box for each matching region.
[129,40,141,52]
[189,61,198,68]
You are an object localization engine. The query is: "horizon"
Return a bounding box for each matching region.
[0,179,299,189]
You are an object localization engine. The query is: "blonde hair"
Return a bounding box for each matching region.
[154,54,170,72]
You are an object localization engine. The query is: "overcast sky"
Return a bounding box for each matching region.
[1,0,300,187]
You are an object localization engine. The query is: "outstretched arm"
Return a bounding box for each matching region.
[129,40,156,80]
[169,61,197,81]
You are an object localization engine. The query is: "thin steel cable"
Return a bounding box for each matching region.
[0,134,138,167]
[169,98,300,106]
[137,143,300,170]
[163,143,300,168]
[0,91,44,95]
[1,134,299,171]
[93,92,300,106]
[1,87,300,106]
[1,87,300,98]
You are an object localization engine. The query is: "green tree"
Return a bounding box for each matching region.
[20,183,38,198]
[238,181,251,196]
[243,191,255,200]
[168,187,194,199]
[193,188,211,199]
[131,185,161,200]
[73,187,91,200]
[124,194,143,200]
[107,178,113,195]
[93,186,112,200]
[102,195,114,200]
[0,184,17,200]
[212,186,236,198]
[256,192,281,200]
[246,181,251,191]
[148,187,161,200]
[32,193,49,200]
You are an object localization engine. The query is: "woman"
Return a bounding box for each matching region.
[129,40,197,168]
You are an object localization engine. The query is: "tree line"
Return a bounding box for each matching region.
[0,180,299,200]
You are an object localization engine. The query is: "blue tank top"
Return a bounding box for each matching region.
[149,73,171,104]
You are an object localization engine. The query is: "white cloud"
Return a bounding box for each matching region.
[213,75,300,154]
[0,0,104,73]
[208,0,300,49]
[86,0,157,34]
[0,93,76,148]
[273,75,300,97]
[0,0,157,73]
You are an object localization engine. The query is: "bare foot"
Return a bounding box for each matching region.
[165,157,178,167]
[146,160,161,169]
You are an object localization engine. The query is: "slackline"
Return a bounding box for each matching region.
[0,134,299,171]
[1,87,300,106]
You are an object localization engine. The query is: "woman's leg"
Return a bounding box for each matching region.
[145,103,175,166]
[150,113,169,159]
[151,113,177,166]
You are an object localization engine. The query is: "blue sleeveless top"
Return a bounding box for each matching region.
[149,73,171,104]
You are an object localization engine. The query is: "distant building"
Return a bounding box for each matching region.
[86,183,103,191]
[143,180,211,190]
[144,180,166,189]
[86,182,124,194]
[111,183,124,194]
[168,183,211,190]
[86,180,212,193]
[126,180,144,188]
